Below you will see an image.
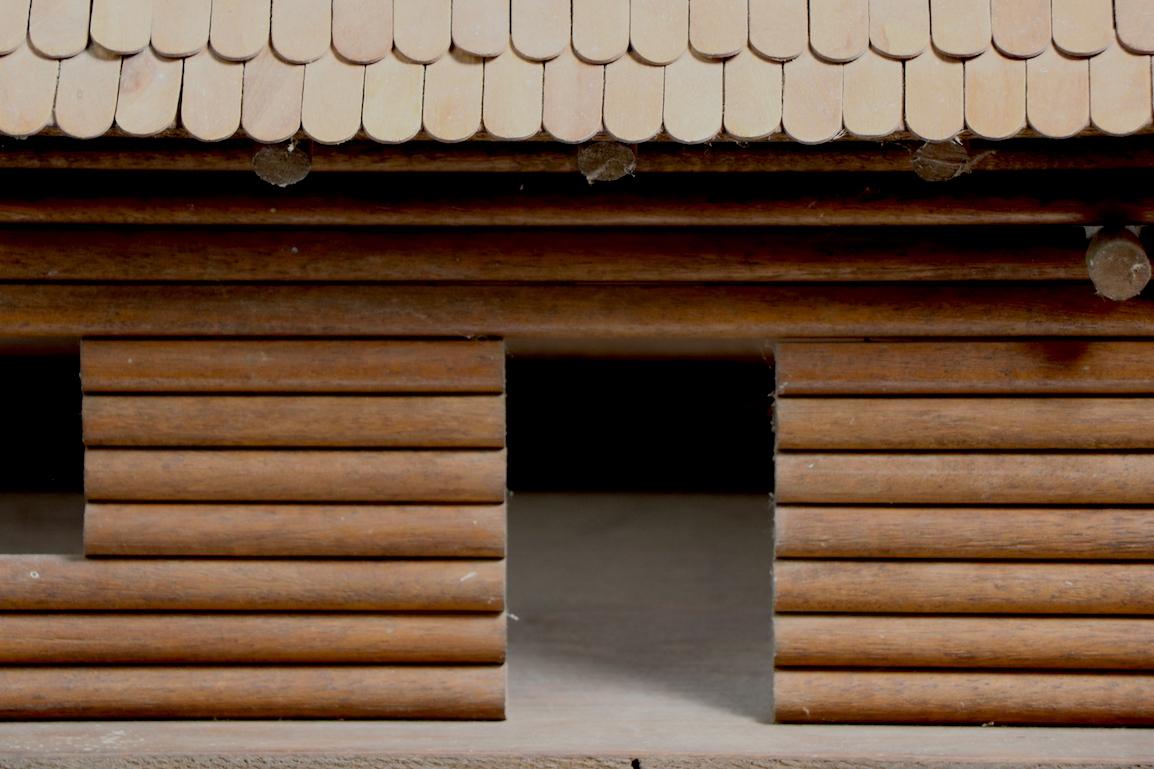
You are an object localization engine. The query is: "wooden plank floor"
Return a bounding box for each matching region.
[3,493,1154,764]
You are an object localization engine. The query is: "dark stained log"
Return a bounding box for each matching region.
[911,141,976,182]
[775,616,1154,669]
[775,507,1154,560]
[0,614,505,664]
[83,395,506,447]
[775,453,1154,505]
[1086,227,1151,301]
[0,666,505,719]
[775,341,1154,394]
[0,226,1089,282]
[85,503,506,557]
[85,449,507,503]
[81,340,505,393]
[774,561,1154,615]
[10,283,1154,339]
[0,555,504,611]
[774,671,1154,725]
[775,397,1154,449]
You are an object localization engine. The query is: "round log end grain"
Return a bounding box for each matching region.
[577,142,637,183]
[253,141,313,187]
[1086,228,1151,301]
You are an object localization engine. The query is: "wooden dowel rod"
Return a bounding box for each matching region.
[11,283,1154,339]
[0,666,505,720]
[774,670,1154,725]
[83,396,506,448]
[775,507,1154,560]
[775,453,1154,505]
[81,339,505,394]
[84,449,507,503]
[85,503,506,557]
[775,616,1154,669]
[0,555,503,611]
[774,561,1154,615]
[776,398,1154,450]
[0,614,505,664]
[775,340,1154,395]
[0,227,1089,283]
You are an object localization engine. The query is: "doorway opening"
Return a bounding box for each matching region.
[505,356,776,723]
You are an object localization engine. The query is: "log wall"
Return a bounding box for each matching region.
[0,338,507,720]
[773,341,1154,726]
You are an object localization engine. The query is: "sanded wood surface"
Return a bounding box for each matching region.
[0,665,505,719]
[775,560,1154,614]
[0,555,503,611]
[776,453,1154,505]
[85,449,507,502]
[775,616,1154,669]
[0,227,1091,283]
[81,340,505,393]
[85,502,506,557]
[776,341,1154,394]
[774,670,1154,725]
[83,395,506,447]
[15,284,1154,339]
[0,613,505,664]
[775,506,1154,560]
[776,397,1154,449]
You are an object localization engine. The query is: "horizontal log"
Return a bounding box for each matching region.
[83,396,506,448]
[774,561,1154,614]
[775,507,1154,559]
[85,449,507,503]
[774,671,1154,725]
[0,555,503,611]
[3,173,1154,226]
[0,227,1089,283]
[775,341,1154,394]
[0,614,504,664]
[776,398,1154,450]
[775,616,1154,669]
[0,666,504,719]
[85,503,506,557]
[81,339,505,393]
[775,454,1154,505]
[10,284,1154,339]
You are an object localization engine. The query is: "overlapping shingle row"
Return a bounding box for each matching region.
[1,0,1152,143]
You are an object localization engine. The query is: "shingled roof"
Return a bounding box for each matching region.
[1,0,1152,144]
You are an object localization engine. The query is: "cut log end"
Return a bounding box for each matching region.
[576,142,636,184]
[253,141,312,188]
[911,141,973,182]
[1086,228,1151,301]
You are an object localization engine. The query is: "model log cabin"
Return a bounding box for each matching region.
[3,0,1154,766]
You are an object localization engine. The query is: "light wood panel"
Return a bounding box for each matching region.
[749,0,806,60]
[0,555,504,611]
[775,507,1154,560]
[27,0,89,58]
[332,0,392,63]
[114,48,183,137]
[775,561,1154,615]
[82,340,505,393]
[0,666,505,719]
[776,616,1154,669]
[151,0,211,57]
[0,42,58,137]
[85,502,506,557]
[209,0,271,61]
[573,0,629,63]
[511,0,568,61]
[0,614,506,663]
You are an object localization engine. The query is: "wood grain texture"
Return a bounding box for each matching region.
[452,0,508,58]
[689,0,747,58]
[181,49,244,142]
[151,0,211,57]
[990,0,1049,58]
[89,0,151,53]
[362,50,424,143]
[775,506,1154,560]
[27,0,90,58]
[423,49,484,143]
[776,397,1154,450]
[775,616,1154,669]
[0,555,503,610]
[776,453,1154,505]
[0,0,30,54]
[392,0,450,63]
[572,0,630,63]
[209,0,272,60]
[749,0,806,60]
[1117,0,1154,54]
[54,44,121,139]
[1089,40,1153,136]
[13,283,1154,339]
[1026,45,1090,139]
[775,341,1154,394]
[1052,0,1112,56]
[332,0,393,63]
[0,614,505,663]
[482,48,544,141]
[929,0,990,57]
[774,560,1154,614]
[85,449,507,502]
[301,49,365,145]
[270,0,332,63]
[114,47,183,137]
[0,42,58,137]
[782,47,843,144]
[603,53,664,142]
[85,502,506,556]
[240,46,305,143]
[83,395,506,447]
[511,0,568,61]
[0,227,1092,283]
[842,48,902,138]
[903,47,964,141]
[81,340,505,393]
[0,666,505,719]
[775,670,1154,724]
[630,0,689,65]
[808,0,868,62]
[964,47,1026,140]
[542,45,604,143]
[722,48,781,140]
[869,0,929,59]
[663,50,722,144]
